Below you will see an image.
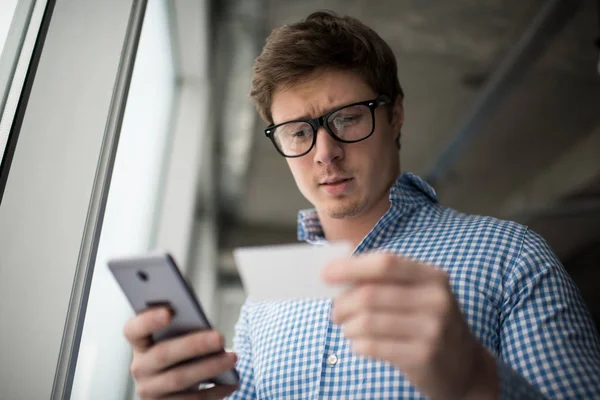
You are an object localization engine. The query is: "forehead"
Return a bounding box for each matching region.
[271,69,376,124]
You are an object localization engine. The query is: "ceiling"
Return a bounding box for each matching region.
[209,0,600,318]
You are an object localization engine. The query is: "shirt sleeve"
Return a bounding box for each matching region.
[224,301,256,399]
[498,228,600,399]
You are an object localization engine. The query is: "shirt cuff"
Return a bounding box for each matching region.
[497,359,549,400]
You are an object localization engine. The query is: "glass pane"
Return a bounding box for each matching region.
[70,1,176,399]
[0,0,20,57]
[327,104,372,140]
[0,0,41,184]
[274,121,314,155]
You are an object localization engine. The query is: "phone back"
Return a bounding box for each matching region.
[108,253,210,342]
[108,253,240,387]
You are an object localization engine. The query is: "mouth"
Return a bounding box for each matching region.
[320,177,353,186]
[319,177,354,195]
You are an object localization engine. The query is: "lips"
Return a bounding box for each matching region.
[319,177,354,195]
[320,177,352,185]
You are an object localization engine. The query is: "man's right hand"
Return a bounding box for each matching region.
[123,307,239,400]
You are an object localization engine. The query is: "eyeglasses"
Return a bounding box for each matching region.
[265,95,390,158]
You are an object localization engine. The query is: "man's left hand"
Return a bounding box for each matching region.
[322,253,498,400]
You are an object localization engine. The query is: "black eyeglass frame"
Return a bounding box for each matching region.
[264,94,391,158]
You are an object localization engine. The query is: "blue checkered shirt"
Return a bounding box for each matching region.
[227,173,600,399]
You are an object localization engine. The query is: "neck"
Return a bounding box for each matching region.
[317,186,393,249]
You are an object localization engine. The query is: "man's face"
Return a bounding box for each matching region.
[270,69,403,219]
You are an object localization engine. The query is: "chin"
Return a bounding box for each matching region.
[322,198,368,219]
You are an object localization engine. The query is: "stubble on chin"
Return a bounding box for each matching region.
[323,196,367,219]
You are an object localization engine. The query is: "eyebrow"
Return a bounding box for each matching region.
[275,98,364,124]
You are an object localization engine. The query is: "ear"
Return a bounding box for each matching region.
[391,96,404,133]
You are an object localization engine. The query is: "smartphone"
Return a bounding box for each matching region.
[108,252,240,386]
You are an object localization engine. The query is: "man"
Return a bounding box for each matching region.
[124,11,600,399]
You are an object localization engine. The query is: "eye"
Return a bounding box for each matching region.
[288,125,312,139]
[332,114,361,128]
[339,115,359,122]
[292,130,308,137]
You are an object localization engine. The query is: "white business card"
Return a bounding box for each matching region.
[233,242,352,301]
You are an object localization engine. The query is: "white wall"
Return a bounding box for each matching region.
[70,1,176,399]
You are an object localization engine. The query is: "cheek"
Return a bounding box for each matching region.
[287,159,311,187]
[354,134,387,168]
[287,159,318,203]
[353,132,396,182]
[371,127,396,162]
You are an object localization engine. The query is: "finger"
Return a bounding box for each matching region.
[137,352,237,398]
[341,311,432,341]
[124,307,172,351]
[159,384,239,400]
[331,283,431,324]
[322,253,439,285]
[134,330,225,376]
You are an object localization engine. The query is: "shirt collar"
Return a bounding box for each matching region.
[297,173,438,244]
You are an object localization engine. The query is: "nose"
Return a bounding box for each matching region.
[312,127,344,165]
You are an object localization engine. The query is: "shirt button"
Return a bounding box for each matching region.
[326,353,338,366]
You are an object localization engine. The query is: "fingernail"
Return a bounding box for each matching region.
[156,309,169,324]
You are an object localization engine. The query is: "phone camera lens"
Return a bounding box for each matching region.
[137,270,149,282]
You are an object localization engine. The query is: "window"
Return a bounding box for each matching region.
[0,0,21,56]
[0,0,46,195]
[70,1,177,398]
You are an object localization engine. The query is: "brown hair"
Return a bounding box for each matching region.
[250,11,404,124]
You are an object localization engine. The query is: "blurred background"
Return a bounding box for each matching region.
[0,0,599,399]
